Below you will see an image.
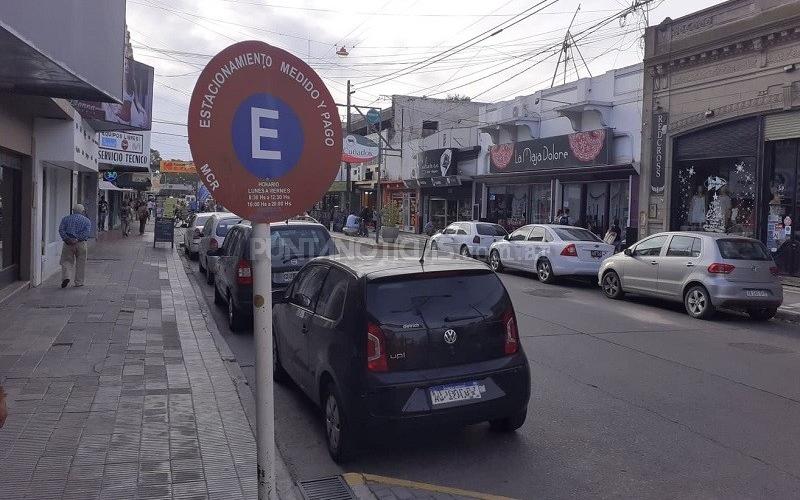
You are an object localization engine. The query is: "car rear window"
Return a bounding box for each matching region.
[716,239,770,261]
[476,223,508,236]
[553,227,602,242]
[216,218,242,237]
[194,215,211,227]
[366,271,506,324]
[271,226,334,258]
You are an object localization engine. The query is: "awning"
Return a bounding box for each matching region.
[99,180,135,192]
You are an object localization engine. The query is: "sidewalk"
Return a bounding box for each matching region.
[0,229,288,499]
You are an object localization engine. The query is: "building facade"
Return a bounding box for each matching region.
[639,0,800,276]
[476,64,643,239]
[0,0,126,290]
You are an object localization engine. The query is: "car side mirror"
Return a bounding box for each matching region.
[504,234,510,241]
[624,248,633,256]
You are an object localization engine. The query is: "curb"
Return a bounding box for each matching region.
[342,473,517,500]
[775,307,800,324]
[179,247,300,500]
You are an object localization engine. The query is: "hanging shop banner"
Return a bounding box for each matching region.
[650,112,668,194]
[73,58,154,131]
[98,131,151,169]
[160,160,196,173]
[342,134,379,163]
[187,41,342,222]
[489,128,613,173]
[417,148,457,178]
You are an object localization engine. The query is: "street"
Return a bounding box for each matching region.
[182,236,800,499]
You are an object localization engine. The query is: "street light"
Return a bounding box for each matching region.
[336,46,349,56]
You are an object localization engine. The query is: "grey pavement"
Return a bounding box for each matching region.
[0,228,266,499]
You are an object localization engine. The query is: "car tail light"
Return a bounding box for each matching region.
[560,243,578,257]
[367,322,388,372]
[501,307,519,355]
[473,235,481,244]
[707,263,735,274]
[209,238,219,251]
[193,228,202,239]
[770,266,780,276]
[236,259,252,285]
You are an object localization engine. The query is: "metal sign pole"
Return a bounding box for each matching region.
[251,221,275,499]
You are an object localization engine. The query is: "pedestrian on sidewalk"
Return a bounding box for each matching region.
[137,201,150,235]
[120,200,134,237]
[98,195,109,231]
[147,198,155,218]
[58,203,91,288]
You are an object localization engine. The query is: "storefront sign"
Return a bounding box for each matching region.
[187,40,341,222]
[342,134,378,163]
[417,148,457,177]
[98,131,151,169]
[73,58,154,131]
[160,160,197,173]
[650,113,668,193]
[404,176,461,189]
[489,128,612,173]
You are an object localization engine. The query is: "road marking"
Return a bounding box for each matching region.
[342,472,517,500]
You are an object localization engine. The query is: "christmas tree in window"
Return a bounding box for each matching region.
[703,193,725,233]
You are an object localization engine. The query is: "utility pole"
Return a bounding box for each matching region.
[375,114,382,244]
[345,80,352,212]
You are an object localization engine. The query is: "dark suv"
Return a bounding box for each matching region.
[210,221,335,331]
[272,254,531,461]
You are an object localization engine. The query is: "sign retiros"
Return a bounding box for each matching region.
[187,41,342,222]
[342,134,378,163]
[98,131,151,168]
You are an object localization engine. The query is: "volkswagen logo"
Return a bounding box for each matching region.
[443,329,457,345]
[290,258,298,265]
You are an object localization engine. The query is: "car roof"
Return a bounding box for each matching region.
[231,220,329,230]
[316,254,492,280]
[646,231,760,241]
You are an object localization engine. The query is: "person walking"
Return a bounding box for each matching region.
[98,195,109,231]
[552,209,563,224]
[119,201,133,237]
[147,198,155,218]
[559,208,571,225]
[58,204,91,288]
[137,201,150,235]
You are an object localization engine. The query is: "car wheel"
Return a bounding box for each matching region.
[184,245,190,257]
[227,292,246,332]
[213,283,224,306]
[601,271,625,299]
[537,258,556,284]
[273,333,289,383]
[198,258,206,274]
[748,307,777,321]
[430,240,438,251]
[489,250,504,272]
[323,382,354,462]
[684,285,715,319]
[489,407,527,432]
[459,245,471,258]
[190,251,198,261]
[205,270,214,285]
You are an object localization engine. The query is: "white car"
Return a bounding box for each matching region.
[198,213,244,284]
[183,212,223,259]
[429,221,508,258]
[488,224,615,283]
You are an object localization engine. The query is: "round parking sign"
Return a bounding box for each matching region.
[187,41,342,222]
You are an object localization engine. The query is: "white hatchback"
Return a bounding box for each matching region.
[429,221,508,258]
[489,224,615,283]
[198,213,244,284]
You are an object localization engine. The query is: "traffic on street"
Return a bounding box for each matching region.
[182,230,800,499]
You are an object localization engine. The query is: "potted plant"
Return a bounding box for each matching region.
[381,201,402,243]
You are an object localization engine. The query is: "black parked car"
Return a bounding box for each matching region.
[210,220,335,331]
[272,254,531,461]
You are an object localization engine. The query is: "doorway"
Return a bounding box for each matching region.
[765,139,800,276]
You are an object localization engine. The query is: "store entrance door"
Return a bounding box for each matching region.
[767,140,800,276]
[430,198,448,231]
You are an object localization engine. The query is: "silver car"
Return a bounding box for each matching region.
[598,232,783,320]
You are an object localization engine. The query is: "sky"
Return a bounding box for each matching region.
[126,0,725,161]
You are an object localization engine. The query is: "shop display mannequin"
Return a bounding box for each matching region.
[689,185,706,227]
[718,186,732,228]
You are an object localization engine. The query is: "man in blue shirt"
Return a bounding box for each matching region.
[58,204,92,288]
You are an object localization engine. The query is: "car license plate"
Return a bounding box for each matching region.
[429,381,485,406]
[274,271,297,283]
[746,289,769,297]
[591,250,603,258]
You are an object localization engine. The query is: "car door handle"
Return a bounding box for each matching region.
[650,260,658,265]
[686,262,695,267]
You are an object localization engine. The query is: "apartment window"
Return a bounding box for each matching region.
[422,120,439,138]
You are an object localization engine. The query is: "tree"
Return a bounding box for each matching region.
[150,148,162,173]
[446,94,471,102]
[703,193,725,233]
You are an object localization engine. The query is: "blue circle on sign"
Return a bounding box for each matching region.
[231,93,304,179]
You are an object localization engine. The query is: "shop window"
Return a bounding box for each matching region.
[487,185,529,231]
[531,184,551,224]
[670,157,756,238]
